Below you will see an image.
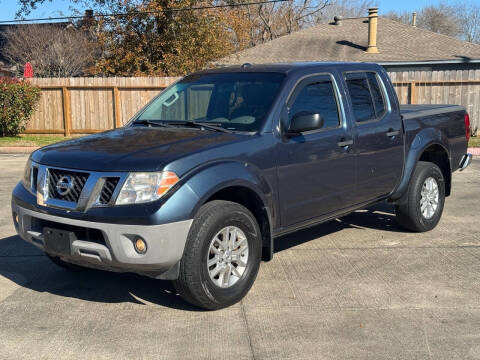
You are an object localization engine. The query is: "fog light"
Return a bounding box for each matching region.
[13,212,19,227]
[134,237,147,254]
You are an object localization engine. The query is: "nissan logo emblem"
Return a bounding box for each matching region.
[56,175,74,196]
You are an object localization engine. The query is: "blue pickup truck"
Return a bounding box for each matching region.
[12,62,472,309]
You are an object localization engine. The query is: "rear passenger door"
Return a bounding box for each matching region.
[344,71,403,203]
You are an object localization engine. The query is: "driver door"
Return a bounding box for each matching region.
[276,74,356,227]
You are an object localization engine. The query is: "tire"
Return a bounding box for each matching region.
[173,200,262,310]
[47,254,83,271]
[395,161,445,232]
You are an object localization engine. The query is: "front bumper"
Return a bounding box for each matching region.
[12,202,192,279]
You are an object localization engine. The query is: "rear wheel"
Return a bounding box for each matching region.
[395,161,445,232]
[174,200,262,310]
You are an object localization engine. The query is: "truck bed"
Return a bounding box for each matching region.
[400,103,467,173]
[400,104,465,120]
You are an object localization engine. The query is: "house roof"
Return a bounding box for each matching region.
[218,17,480,65]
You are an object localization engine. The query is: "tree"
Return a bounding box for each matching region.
[248,0,331,44]
[457,1,480,43]
[90,0,251,76]
[319,0,374,22]
[383,10,411,25]
[416,3,459,37]
[384,1,480,44]
[2,24,98,77]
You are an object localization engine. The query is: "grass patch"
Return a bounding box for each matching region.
[0,135,72,147]
[469,137,480,148]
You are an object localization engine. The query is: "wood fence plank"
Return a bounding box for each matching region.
[113,87,121,128]
[410,82,416,104]
[62,87,72,136]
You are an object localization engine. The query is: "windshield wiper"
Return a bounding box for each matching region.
[168,121,233,133]
[133,119,173,128]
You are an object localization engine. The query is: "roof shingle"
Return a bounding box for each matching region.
[218,18,480,65]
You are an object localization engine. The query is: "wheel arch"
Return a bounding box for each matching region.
[391,134,451,202]
[418,144,451,196]
[202,185,273,261]
[185,161,275,261]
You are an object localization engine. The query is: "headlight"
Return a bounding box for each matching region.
[115,171,179,205]
[22,158,32,190]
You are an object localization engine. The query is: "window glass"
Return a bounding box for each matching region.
[366,72,386,118]
[187,85,213,121]
[345,74,375,122]
[289,80,340,129]
[138,72,285,132]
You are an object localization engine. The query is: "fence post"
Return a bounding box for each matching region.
[409,81,416,104]
[62,87,72,136]
[113,87,121,128]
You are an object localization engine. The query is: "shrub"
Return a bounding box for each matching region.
[0,77,41,136]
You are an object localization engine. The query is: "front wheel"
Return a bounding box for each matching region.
[395,161,445,232]
[173,200,262,310]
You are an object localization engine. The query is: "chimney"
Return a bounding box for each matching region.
[85,9,94,19]
[333,16,343,25]
[366,7,379,54]
[81,9,95,29]
[412,12,417,27]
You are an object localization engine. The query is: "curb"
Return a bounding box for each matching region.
[468,148,480,156]
[0,147,39,154]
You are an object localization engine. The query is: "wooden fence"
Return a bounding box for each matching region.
[389,70,480,135]
[25,72,479,136]
[26,77,179,135]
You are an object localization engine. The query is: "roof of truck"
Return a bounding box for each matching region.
[196,61,380,75]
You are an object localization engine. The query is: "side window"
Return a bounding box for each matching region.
[345,72,387,123]
[289,79,340,130]
[366,72,386,118]
[344,73,375,122]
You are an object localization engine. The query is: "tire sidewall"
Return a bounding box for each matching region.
[410,163,445,231]
[189,203,262,308]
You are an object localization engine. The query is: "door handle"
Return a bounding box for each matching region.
[337,139,353,147]
[386,130,400,137]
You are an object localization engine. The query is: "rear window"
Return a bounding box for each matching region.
[367,72,386,118]
[345,72,387,123]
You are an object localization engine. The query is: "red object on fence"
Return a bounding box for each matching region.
[23,62,33,78]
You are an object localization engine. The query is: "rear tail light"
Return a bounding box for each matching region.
[465,113,471,142]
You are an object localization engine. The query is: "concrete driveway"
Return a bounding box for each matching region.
[1,154,479,360]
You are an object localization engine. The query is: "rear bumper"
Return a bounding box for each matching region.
[11,201,192,279]
[459,153,472,171]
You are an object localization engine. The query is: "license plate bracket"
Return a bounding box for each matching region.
[43,227,76,255]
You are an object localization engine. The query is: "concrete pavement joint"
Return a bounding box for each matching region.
[240,301,257,360]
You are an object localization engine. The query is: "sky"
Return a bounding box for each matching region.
[0,0,462,22]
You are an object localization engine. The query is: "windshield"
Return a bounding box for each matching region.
[135,72,285,132]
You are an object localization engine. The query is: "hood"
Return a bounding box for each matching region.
[31,127,245,172]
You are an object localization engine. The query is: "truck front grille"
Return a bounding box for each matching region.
[48,168,89,203]
[97,177,120,205]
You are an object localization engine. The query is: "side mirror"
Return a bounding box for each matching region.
[285,112,324,137]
